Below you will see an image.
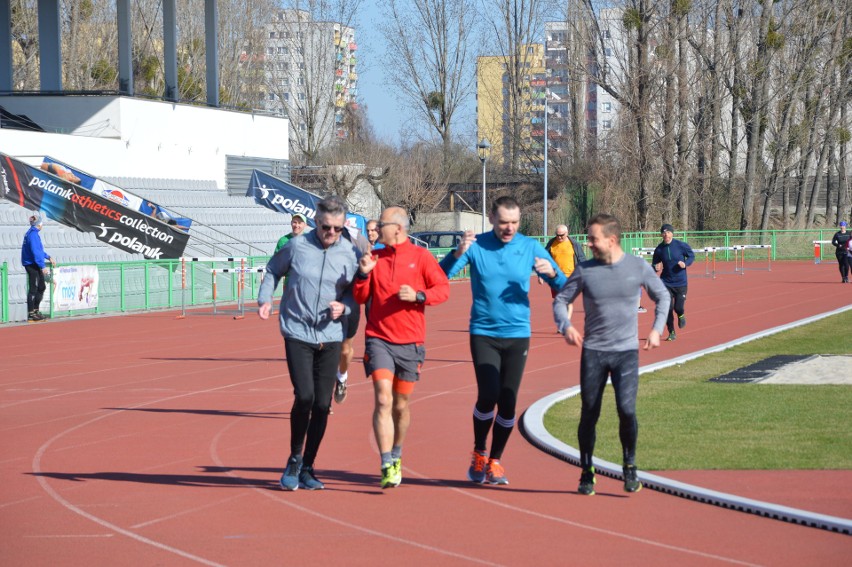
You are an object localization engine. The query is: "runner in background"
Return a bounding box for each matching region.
[830,221,851,283]
[541,224,585,321]
[652,224,695,342]
[334,224,371,405]
[274,213,308,253]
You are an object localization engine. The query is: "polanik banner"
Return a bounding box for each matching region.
[1,152,189,259]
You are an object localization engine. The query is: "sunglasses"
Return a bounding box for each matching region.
[320,224,344,233]
[377,221,400,229]
[556,233,568,237]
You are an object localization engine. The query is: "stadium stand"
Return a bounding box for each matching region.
[0,176,291,322]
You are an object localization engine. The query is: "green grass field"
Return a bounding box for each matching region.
[543,310,852,470]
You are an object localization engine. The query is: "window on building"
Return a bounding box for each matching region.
[602,29,611,39]
[278,46,287,54]
[602,120,612,129]
[269,32,276,39]
[267,47,274,55]
[298,93,305,100]
[605,48,613,57]
[602,102,612,113]
[268,93,275,101]
[299,62,306,70]
[283,93,290,101]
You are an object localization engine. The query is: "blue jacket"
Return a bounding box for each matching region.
[258,230,360,344]
[21,226,50,269]
[652,238,695,287]
[440,231,566,338]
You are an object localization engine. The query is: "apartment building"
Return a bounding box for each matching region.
[262,10,358,155]
[540,17,624,161]
[476,44,546,172]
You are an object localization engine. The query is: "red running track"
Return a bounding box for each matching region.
[1,261,850,565]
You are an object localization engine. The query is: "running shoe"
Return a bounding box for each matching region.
[665,332,677,342]
[678,314,686,329]
[333,379,347,404]
[280,454,303,491]
[299,465,325,490]
[381,461,401,489]
[637,306,647,313]
[35,310,49,320]
[486,459,509,485]
[27,311,44,322]
[578,467,596,495]
[467,450,488,484]
[623,464,642,493]
[392,458,403,487]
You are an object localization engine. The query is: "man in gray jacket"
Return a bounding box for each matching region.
[553,213,670,496]
[258,195,360,491]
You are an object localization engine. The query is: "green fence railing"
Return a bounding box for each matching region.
[0,229,841,323]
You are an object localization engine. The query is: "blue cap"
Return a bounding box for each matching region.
[841,221,847,227]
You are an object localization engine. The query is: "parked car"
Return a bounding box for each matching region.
[410,231,464,249]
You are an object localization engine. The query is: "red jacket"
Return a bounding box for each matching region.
[353,239,450,344]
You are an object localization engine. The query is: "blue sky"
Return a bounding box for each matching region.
[353,3,477,149]
[354,8,402,146]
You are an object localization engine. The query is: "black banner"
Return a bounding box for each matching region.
[1,152,189,259]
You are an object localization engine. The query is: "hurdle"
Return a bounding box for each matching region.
[177,257,265,319]
[733,244,772,273]
[700,247,740,278]
[813,240,832,264]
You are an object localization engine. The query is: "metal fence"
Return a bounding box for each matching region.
[0,229,843,323]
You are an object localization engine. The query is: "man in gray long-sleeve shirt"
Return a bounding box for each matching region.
[553,213,670,496]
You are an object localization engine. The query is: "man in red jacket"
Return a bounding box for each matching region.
[353,207,450,489]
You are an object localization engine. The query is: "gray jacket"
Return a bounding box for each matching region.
[258,230,359,344]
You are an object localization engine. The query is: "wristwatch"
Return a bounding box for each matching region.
[415,291,426,304]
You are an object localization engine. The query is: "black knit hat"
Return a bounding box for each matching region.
[660,223,674,233]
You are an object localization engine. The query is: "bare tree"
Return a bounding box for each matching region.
[379,0,477,167]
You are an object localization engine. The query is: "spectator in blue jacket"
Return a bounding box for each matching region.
[652,224,694,341]
[21,213,54,322]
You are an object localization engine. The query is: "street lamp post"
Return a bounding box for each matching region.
[477,138,491,233]
[544,92,549,237]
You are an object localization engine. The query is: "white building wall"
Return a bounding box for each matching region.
[0,96,288,188]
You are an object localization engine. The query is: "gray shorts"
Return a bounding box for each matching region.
[363,336,425,382]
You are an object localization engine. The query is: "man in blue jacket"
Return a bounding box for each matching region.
[652,224,694,341]
[440,196,566,485]
[21,213,54,322]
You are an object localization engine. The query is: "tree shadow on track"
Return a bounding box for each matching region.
[103,407,288,419]
[28,470,279,489]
